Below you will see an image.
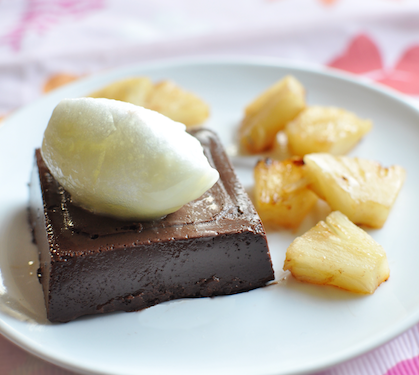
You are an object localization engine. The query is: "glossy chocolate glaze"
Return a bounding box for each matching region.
[29,128,274,323]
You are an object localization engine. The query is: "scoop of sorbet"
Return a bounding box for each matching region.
[41,98,219,220]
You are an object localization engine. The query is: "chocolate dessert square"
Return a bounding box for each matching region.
[29,128,274,323]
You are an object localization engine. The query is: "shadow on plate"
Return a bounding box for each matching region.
[271,271,369,303]
[0,206,49,324]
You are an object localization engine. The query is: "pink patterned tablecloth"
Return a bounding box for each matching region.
[1,1,419,374]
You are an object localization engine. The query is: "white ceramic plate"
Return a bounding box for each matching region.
[1,58,418,375]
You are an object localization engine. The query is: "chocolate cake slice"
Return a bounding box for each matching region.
[29,128,274,323]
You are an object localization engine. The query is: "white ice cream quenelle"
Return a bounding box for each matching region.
[41,98,219,220]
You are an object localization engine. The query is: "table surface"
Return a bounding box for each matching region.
[1,1,419,374]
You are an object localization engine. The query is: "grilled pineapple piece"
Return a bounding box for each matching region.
[89,78,209,126]
[89,77,153,107]
[239,76,306,154]
[285,106,372,156]
[304,153,405,228]
[145,80,209,127]
[283,211,390,294]
[254,157,318,229]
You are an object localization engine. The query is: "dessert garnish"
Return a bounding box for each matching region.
[89,77,210,126]
[239,75,306,153]
[253,157,318,229]
[284,211,390,294]
[303,153,405,228]
[285,106,372,156]
[41,97,219,220]
[243,75,405,295]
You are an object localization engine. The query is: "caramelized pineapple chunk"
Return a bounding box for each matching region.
[285,106,372,156]
[284,211,390,294]
[89,78,209,126]
[254,157,318,229]
[239,76,306,154]
[89,77,153,107]
[304,153,405,228]
[145,80,209,127]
